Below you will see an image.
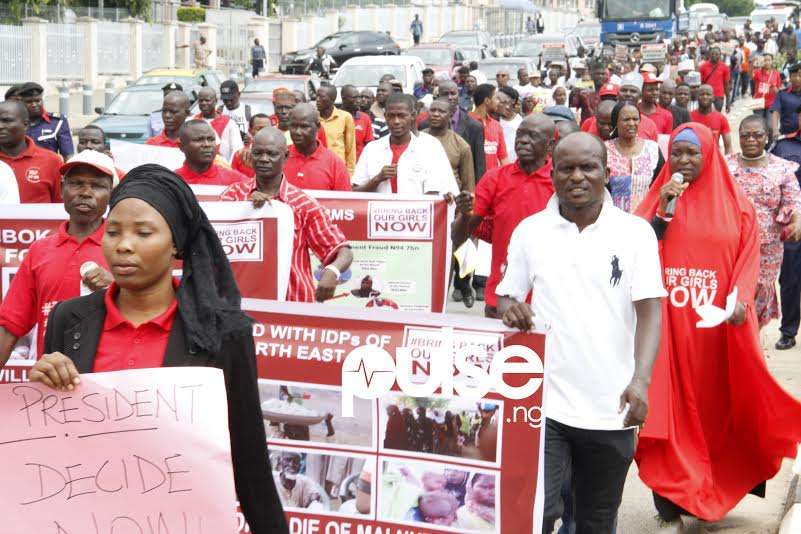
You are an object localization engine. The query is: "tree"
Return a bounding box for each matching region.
[5,0,59,22]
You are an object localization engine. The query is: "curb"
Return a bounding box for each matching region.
[780,470,801,533]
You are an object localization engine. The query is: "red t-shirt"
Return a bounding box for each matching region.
[231,149,255,178]
[0,221,107,358]
[699,61,731,98]
[389,143,409,194]
[690,110,731,145]
[285,144,351,191]
[470,113,508,171]
[145,131,181,148]
[353,111,373,159]
[752,69,781,110]
[92,281,178,372]
[473,159,554,307]
[174,162,248,186]
[0,137,62,203]
[642,105,674,135]
[269,115,329,147]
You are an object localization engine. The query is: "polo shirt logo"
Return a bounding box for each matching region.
[25,167,41,184]
[610,255,622,287]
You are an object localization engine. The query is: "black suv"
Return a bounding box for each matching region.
[279,31,401,74]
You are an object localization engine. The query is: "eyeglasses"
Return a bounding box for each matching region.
[739,132,766,140]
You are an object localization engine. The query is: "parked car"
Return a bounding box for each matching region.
[403,44,465,76]
[511,34,585,68]
[332,55,425,96]
[460,45,489,64]
[134,68,223,98]
[476,58,539,86]
[90,84,167,144]
[439,30,497,57]
[566,22,601,50]
[245,74,319,100]
[279,31,401,75]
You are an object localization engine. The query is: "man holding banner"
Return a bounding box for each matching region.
[220,127,353,303]
[497,133,664,533]
[0,150,117,366]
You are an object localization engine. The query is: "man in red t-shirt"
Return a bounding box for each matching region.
[698,46,731,112]
[451,113,555,318]
[174,120,248,186]
[470,84,508,171]
[341,84,373,159]
[640,74,674,134]
[0,150,117,364]
[617,73,660,141]
[0,100,62,203]
[145,91,191,148]
[691,84,732,154]
[232,113,272,178]
[286,104,351,191]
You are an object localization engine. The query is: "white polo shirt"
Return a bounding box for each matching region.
[352,131,460,195]
[496,192,666,431]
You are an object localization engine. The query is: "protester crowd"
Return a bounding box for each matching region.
[3,15,801,534]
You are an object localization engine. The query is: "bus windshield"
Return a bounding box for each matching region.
[602,0,671,19]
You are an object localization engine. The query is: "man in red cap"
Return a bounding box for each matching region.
[0,100,62,203]
[581,84,619,135]
[640,73,674,134]
[0,149,116,367]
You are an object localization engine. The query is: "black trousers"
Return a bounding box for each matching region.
[542,419,635,534]
[780,241,801,337]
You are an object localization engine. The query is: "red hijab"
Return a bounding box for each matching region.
[634,123,801,520]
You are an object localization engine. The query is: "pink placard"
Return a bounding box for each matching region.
[0,367,238,533]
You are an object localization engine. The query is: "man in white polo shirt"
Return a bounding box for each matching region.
[352,93,458,195]
[496,132,665,533]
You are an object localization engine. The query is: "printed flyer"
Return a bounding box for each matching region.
[241,299,547,534]
[0,203,292,382]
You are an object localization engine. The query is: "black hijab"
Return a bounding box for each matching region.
[109,164,251,354]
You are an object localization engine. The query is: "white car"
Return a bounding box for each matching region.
[332,55,426,95]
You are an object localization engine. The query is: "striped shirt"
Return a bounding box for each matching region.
[218,177,348,302]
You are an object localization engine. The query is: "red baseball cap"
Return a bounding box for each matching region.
[642,72,661,85]
[599,83,619,97]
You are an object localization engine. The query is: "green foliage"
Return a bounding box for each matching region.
[123,0,152,19]
[177,6,206,22]
[3,0,56,23]
[684,0,755,17]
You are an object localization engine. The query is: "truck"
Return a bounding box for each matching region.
[596,0,680,48]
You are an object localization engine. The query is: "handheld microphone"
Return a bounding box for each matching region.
[665,172,684,218]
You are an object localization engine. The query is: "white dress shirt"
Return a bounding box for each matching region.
[352,131,459,195]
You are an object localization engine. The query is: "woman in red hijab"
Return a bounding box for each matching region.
[634,122,801,525]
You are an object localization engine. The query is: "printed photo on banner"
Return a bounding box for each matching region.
[269,446,374,518]
[311,240,434,312]
[378,458,499,533]
[259,379,375,451]
[379,393,502,466]
[1,267,36,364]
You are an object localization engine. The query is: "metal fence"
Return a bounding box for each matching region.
[267,20,283,73]
[46,23,84,80]
[143,23,170,71]
[207,9,253,76]
[0,24,31,84]
[98,22,131,75]
[276,0,412,18]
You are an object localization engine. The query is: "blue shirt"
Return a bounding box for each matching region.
[770,88,801,135]
[27,113,74,158]
[772,135,801,184]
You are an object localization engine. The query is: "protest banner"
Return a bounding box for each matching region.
[191,187,454,312]
[0,203,292,379]
[110,139,185,173]
[640,43,667,64]
[0,367,238,533]
[542,42,566,63]
[243,299,547,534]
[615,44,628,62]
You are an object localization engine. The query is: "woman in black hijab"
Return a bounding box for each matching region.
[30,164,288,533]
